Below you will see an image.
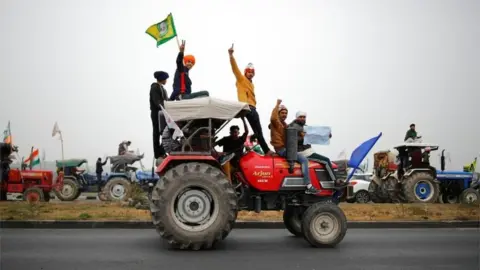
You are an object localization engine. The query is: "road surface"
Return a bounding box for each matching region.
[1,228,479,270]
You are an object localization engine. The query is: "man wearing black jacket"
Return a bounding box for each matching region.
[150,71,169,160]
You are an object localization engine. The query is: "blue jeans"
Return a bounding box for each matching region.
[277,148,311,185]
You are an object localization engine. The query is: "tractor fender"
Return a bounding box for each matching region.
[404,169,440,183]
[372,175,382,185]
[156,155,219,176]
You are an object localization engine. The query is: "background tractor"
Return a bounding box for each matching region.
[437,150,479,204]
[149,96,381,250]
[0,143,57,202]
[368,143,440,203]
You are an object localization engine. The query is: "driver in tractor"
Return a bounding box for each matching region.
[289,111,347,188]
[214,117,249,181]
[269,99,317,194]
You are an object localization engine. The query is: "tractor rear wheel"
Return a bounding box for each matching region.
[54,178,80,201]
[104,177,132,201]
[283,205,305,237]
[368,180,390,203]
[301,203,347,247]
[149,162,237,250]
[24,187,45,203]
[402,172,439,203]
[459,188,479,205]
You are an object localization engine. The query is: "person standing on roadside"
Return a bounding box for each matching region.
[228,44,273,155]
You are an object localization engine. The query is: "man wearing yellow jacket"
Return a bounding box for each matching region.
[228,44,273,155]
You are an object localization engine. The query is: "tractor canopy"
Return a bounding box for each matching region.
[55,158,88,168]
[393,142,439,151]
[164,97,251,121]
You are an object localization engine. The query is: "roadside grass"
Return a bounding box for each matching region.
[0,201,478,222]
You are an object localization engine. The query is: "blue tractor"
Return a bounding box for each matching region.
[100,154,159,201]
[437,150,479,204]
[53,158,108,201]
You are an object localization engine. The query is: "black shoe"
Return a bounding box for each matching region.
[305,184,318,194]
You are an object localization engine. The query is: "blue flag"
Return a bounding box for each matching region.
[346,132,383,182]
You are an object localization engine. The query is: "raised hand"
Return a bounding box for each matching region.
[179,40,186,52]
[228,43,234,55]
[276,99,282,105]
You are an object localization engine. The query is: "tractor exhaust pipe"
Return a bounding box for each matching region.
[285,127,298,174]
[440,149,445,172]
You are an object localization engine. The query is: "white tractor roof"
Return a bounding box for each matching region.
[164,97,251,121]
[393,142,439,150]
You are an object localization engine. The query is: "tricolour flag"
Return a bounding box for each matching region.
[160,104,184,139]
[145,13,178,47]
[3,121,11,144]
[24,148,40,168]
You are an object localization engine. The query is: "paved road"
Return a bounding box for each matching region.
[1,228,479,270]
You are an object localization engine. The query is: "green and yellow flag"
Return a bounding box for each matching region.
[146,13,178,47]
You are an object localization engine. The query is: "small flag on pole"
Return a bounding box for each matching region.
[160,104,184,139]
[52,122,60,137]
[146,13,178,47]
[3,121,12,144]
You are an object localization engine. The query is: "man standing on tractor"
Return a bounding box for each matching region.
[150,71,169,161]
[404,123,421,142]
[95,157,108,191]
[169,40,209,101]
[288,111,346,187]
[269,99,317,194]
[228,44,273,156]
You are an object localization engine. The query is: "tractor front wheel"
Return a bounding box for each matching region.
[24,187,45,203]
[283,205,305,237]
[459,188,479,205]
[301,203,347,248]
[149,162,237,250]
[54,178,80,201]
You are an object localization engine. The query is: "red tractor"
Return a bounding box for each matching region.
[0,143,56,202]
[149,97,381,250]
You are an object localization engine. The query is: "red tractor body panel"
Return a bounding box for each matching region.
[2,169,55,193]
[238,151,336,195]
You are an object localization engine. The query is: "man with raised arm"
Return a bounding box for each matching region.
[170,40,209,101]
[269,99,317,194]
[228,44,273,155]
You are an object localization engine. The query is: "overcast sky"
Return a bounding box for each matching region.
[1,0,479,171]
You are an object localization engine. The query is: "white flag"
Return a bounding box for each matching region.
[160,105,184,139]
[52,122,60,137]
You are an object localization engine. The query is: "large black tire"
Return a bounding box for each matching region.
[54,178,80,201]
[283,205,305,237]
[441,193,459,204]
[104,177,132,201]
[402,172,440,203]
[459,188,479,205]
[368,180,390,203]
[301,203,347,247]
[149,162,237,250]
[23,187,45,203]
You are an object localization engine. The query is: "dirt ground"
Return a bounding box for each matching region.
[0,201,478,221]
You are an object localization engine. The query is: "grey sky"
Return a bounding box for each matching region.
[1,0,479,170]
